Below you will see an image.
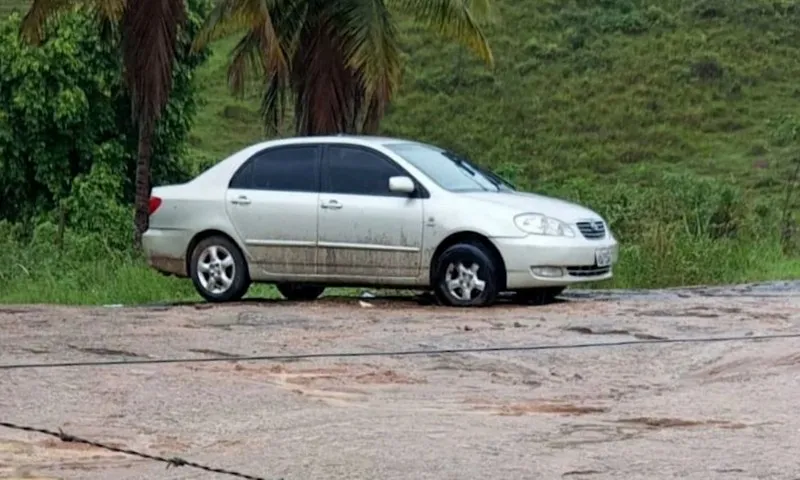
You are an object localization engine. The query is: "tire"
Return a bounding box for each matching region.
[433,242,500,307]
[514,286,566,306]
[189,235,250,303]
[276,283,325,301]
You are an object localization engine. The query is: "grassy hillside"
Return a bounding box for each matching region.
[192,0,800,192]
[2,0,800,304]
[7,0,799,188]
[0,2,24,16]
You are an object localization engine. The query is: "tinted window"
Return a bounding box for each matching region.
[229,146,319,192]
[228,158,253,189]
[323,145,407,196]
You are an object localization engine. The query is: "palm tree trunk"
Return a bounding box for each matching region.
[132,121,154,250]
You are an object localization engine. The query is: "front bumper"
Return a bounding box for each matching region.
[141,228,193,277]
[492,234,619,289]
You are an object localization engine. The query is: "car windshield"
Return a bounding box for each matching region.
[385,143,516,193]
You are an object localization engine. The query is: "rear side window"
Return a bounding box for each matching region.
[229,145,320,192]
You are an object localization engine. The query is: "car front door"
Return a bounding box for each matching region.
[225,144,321,277]
[317,144,425,279]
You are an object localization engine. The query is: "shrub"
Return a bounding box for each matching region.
[0,0,211,247]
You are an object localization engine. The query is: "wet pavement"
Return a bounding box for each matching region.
[0,283,799,479]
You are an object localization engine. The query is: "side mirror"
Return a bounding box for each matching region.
[389,175,415,194]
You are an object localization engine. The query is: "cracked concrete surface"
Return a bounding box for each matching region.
[1,284,799,479]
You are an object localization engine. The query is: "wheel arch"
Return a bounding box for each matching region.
[429,231,507,291]
[185,229,251,281]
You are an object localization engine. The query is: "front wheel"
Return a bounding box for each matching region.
[433,242,500,307]
[276,283,325,301]
[189,236,250,303]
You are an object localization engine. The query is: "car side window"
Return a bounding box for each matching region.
[229,145,319,192]
[323,145,407,196]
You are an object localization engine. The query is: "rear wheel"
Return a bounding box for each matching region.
[189,236,250,302]
[514,286,566,305]
[276,283,325,301]
[433,242,500,307]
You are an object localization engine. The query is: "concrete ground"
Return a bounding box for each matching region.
[1,283,800,480]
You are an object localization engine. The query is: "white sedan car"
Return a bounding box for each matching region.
[143,135,619,307]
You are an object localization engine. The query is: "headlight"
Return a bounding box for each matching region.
[514,213,575,237]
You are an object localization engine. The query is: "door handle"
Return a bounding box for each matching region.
[321,199,342,210]
[231,195,251,205]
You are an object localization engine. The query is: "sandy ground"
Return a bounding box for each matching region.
[1,283,800,480]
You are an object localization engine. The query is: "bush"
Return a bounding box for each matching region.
[0,0,217,304]
[0,0,211,247]
[0,220,200,304]
[523,172,794,289]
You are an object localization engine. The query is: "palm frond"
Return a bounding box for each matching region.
[193,0,267,50]
[227,29,265,96]
[331,0,402,133]
[261,73,289,135]
[95,8,121,44]
[121,0,186,126]
[257,0,308,133]
[195,0,298,134]
[20,0,126,44]
[20,0,76,44]
[291,12,360,135]
[192,0,290,77]
[387,0,493,66]
[90,0,126,23]
[465,0,491,20]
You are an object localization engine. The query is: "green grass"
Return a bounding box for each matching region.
[2,233,798,305]
[2,0,800,305]
[0,1,25,17]
[190,0,800,192]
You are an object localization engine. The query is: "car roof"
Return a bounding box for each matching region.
[245,134,418,151]
[188,134,439,187]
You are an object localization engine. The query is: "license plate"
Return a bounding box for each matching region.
[595,248,612,267]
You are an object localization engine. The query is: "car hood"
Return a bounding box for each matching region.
[460,191,602,223]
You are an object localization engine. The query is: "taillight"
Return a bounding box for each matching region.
[149,196,162,215]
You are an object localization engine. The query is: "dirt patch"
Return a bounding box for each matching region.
[2,476,61,480]
[467,399,608,416]
[773,352,800,366]
[146,435,191,453]
[191,363,427,388]
[187,348,240,358]
[37,439,119,452]
[352,369,425,385]
[66,346,144,358]
[0,440,32,454]
[615,417,747,429]
[562,470,606,477]
[562,326,668,340]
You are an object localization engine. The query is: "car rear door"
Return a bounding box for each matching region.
[317,143,425,279]
[225,144,321,277]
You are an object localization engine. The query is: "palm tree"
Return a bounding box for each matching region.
[20,0,187,249]
[192,0,493,136]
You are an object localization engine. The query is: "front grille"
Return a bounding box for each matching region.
[576,220,606,240]
[566,265,611,277]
